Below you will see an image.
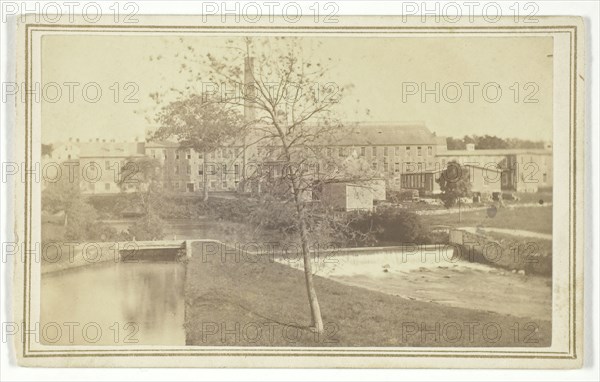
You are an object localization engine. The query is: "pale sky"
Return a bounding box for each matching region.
[41,34,553,143]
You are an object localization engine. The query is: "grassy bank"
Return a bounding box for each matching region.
[422,205,552,234]
[185,241,551,347]
[455,230,552,276]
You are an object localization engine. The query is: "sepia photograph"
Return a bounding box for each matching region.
[4,9,589,372]
[39,33,556,348]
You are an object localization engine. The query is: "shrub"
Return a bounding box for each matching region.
[127,212,165,241]
[346,208,432,245]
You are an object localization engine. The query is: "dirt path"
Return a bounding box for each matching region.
[458,226,552,240]
[416,202,552,215]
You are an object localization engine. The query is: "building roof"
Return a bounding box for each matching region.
[78,142,145,158]
[401,168,444,175]
[438,148,552,156]
[331,123,439,146]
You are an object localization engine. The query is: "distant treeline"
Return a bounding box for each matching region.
[446,135,547,150]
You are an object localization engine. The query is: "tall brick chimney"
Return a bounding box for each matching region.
[244,56,256,122]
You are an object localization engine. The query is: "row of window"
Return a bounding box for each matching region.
[167,180,239,190]
[149,148,243,160]
[371,161,442,173]
[87,182,117,192]
[326,145,434,158]
[401,174,429,189]
[170,164,242,175]
[150,145,436,161]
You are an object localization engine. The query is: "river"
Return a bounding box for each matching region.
[41,261,186,346]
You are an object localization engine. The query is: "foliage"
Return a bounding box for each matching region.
[118,156,168,240]
[41,166,81,226]
[346,208,431,245]
[154,95,244,152]
[152,95,245,200]
[437,161,472,208]
[446,135,546,150]
[126,211,165,241]
[41,164,128,242]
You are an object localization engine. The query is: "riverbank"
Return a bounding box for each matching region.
[420,205,552,234]
[40,240,186,274]
[185,241,551,347]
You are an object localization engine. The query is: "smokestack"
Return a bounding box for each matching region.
[244,56,256,122]
[241,55,256,193]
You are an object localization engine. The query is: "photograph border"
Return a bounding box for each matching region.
[13,17,585,368]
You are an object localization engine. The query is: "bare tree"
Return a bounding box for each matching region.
[202,37,360,333]
[148,36,376,333]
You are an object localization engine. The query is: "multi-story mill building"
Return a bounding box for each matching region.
[42,124,552,196]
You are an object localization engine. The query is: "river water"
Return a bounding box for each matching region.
[40,219,551,346]
[41,261,186,346]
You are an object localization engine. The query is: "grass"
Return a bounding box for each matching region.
[185,241,551,347]
[422,205,552,234]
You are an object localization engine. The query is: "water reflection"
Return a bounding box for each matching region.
[41,261,185,346]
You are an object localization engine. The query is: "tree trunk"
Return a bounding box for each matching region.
[275,122,324,333]
[202,152,209,202]
[298,207,324,333]
[203,182,209,202]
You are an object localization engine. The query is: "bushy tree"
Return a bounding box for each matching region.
[127,211,165,241]
[42,169,122,242]
[42,165,82,227]
[119,156,166,241]
[437,161,472,208]
[153,97,245,201]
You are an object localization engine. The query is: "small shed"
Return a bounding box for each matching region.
[321,182,374,212]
